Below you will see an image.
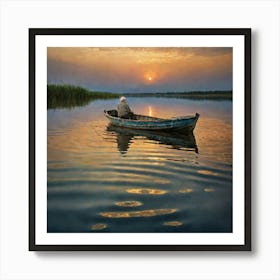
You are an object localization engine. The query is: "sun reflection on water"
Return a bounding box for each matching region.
[148,106,153,116]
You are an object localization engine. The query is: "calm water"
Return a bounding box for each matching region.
[47,97,232,233]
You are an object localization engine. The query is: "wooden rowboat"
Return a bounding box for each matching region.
[104,109,199,132]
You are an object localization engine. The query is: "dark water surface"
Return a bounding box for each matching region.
[47,97,232,233]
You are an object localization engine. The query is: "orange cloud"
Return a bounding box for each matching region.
[47,47,232,92]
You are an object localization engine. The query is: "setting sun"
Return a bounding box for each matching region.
[144,72,156,83]
[48,47,233,93]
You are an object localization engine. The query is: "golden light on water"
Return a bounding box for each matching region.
[197,169,219,176]
[163,221,183,227]
[148,106,153,116]
[100,208,177,218]
[126,188,167,195]
[90,223,107,230]
[179,188,193,193]
[47,89,233,232]
[204,188,215,192]
[115,201,143,207]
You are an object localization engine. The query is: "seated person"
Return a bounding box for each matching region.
[117,96,134,119]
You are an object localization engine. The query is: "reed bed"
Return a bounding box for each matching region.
[47,84,120,109]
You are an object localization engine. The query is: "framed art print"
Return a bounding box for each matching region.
[29,28,251,251]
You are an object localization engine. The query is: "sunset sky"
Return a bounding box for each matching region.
[47,47,232,93]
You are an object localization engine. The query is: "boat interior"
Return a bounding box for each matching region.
[106,109,163,121]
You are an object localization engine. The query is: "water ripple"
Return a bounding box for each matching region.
[126,188,167,195]
[47,98,233,233]
[100,208,177,218]
[115,201,143,207]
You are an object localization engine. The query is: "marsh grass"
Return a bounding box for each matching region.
[47,84,120,109]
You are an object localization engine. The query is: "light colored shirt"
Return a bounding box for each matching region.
[117,101,132,117]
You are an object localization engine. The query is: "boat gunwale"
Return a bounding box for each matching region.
[104,110,198,123]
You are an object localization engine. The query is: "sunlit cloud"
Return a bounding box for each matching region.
[47,47,232,93]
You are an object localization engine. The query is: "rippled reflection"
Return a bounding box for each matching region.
[116,133,133,155]
[179,188,193,193]
[126,188,167,195]
[107,124,198,154]
[115,201,143,207]
[204,188,215,192]
[100,208,177,218]
[47,97,233,233]
[197,170,219,176]
[90,223,107,230]
[163,221,183,227]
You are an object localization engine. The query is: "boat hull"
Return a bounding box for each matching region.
[104,110,199,132]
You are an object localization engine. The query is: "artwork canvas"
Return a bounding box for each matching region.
[29,29,251,250]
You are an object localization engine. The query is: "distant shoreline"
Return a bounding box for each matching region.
[47,84,232,109]
[125,91,232,100]
[48,84,232,98]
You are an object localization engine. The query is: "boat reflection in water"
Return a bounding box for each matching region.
[106,124,198,154]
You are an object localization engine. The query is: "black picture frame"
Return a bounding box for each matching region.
[29,28,251,251]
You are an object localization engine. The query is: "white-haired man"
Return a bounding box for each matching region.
[117,96,134,119]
